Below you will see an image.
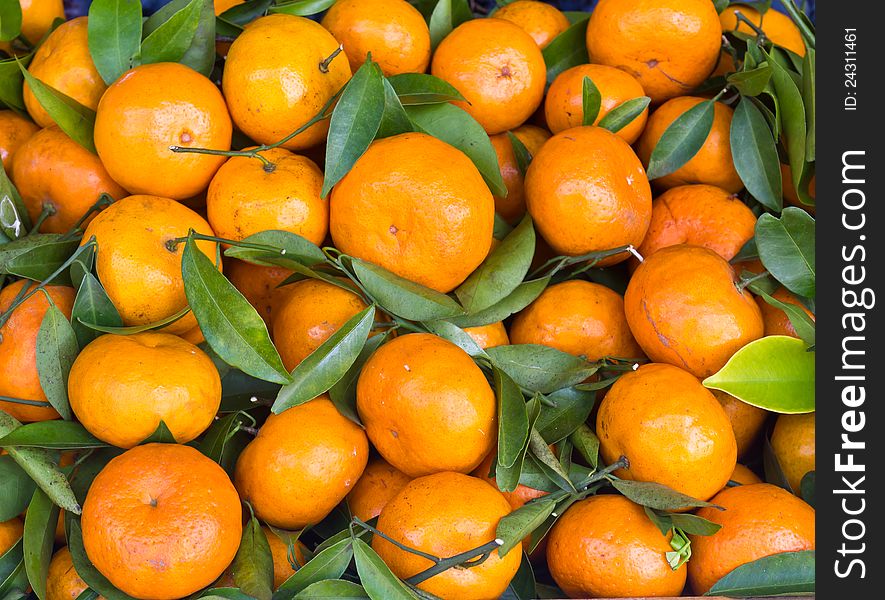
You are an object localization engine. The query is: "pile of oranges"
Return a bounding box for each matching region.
[1,1,815,599]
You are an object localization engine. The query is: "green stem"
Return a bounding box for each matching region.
[61,194,115,241]
[779,0,815,49]
[405,539,503,586]
[319,45,345,73]
[350,517,442,564]
[736,270,771,291]
[29,203,56,234]
[529,245,632,280]
[165,232,285,255]
[574,456,629,491]
[0,396,53,407]
[733,10,768,45]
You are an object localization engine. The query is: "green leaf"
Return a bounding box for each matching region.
[294,580,368,599]
[569,423,599,469]
[223,230,326,267]
[17,63,96,153]
[0,233,79,281]
[610,479,719,511]
[405,102,506,196]
[535,387,596,443]
[219,0,273,24]
[507,131,532,176]
[730,97,782,211]
[447,277,548,328]
[703,335,814,414]
[495,396,540,493]
[542,15,590,85]
[274,539,354,599]
[756,208,815,297]
[496,498,556,557]
[527,431,574,492]
[646,100,715,180]
[352,538,416,600]
[35,305,78,420]
[420,319,485,358]
[71,272,123,348]
[143,0,215,76]
[77,305,190,336]
[762,429,793,493]
[376,78,413,139]
[232,513,274,600]
[0,538,27,598]
[0,0,23,42]
[705,550,815,597]
[712,0,729,13]
[23,488,59,600]
[502,553,536,600]
[139,0,202,65]
[387,73,466,105]
[328,331,389,425]
[0,421,107,449]
[0,165,31,238]
[727,64,772,97]
[486,344,597,394]
[495,366,529,469]
[666,511,722,536]
[272,305,375,413]
[800,471,814,507]
[269,0,337,17]
[86,0,143,85]
[323,59,386,197]
[767,50,808,203]
[67,519,138,600]
[597,96,650,134]
[182,237,291,385]
[350,258,464,321]
[428,0,472,50]
[756,289,815,346]
[455,215,534,314]
[581,76,601,126]
[0,455,36,521]
[139,420,176,444]
[802,49,815,162]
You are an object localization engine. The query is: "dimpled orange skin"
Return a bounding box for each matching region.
[545,64,649,143]
[94,63,232,200]
[758,287,815,338]
[321,0,431,76]
[525,126,652,264]
[720,5,805,56]
[234,395,369,530]
[330,133,494,293]
[273,278,369,370]
[0,280,74,422]
[511,280,644,361]
[23,18,107,129]
[494,0,570,49]
[689,484,815,595]
[16,0,65,44]
[357,333,496,477]
[638,97,743,192]
[464,321,510,350]
[489,124,550,224]
[81,444,242,600]
[472,451,547,511]
[586,0,721,104]
[224,259,293,328]
[771,413,815,493]
[11,127,128,234]
[68,333,221,449]
[547,495,686,598]
[46,547,105,600]
[730,463,762,486]
[431,19,546,134]
[713,390,769,458]
[223,15,352,150]
[373,472,520,600]
[624,245,764,378]
[0,518,23,555]
[207,148,328,246]
[597,363,738,502]
[347,457,413,522]
[637,185,757,262]
[0,110,39,170]
[81,195,219,335]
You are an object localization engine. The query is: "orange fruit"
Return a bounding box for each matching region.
[586,0,721,103]
[16,0,65,45]
[68,333,221,448]
[224,259,293,328]
[713,390,769,458]
[0,110,39,171]
[525,126,652,264]
[81,194,219,335]
[263,526,306,589]
[510,280,644,361]
[489,124,550,224]
[23,17,107,129]
[321,0,431,76]
[431,18,546,134]
[638,97,743,193]
[770,412,815,493]
[624,245,764,378]
[544,64,649,142]
[273,278,369,370]
[223,14,352,150]
[356,333,496,477]
[214,0,244,14]
[347,457,413,522]
[730,463,762,486]
[636,184,757,263]
[94,63,232,200]
[11,126,127,234]
[0,517,23,554]
[758,287,815,338]
[689,483,815,594]
[547,495,686,598]
[493,0,570,49]
[330,132,494,293]
[0,279,75,422]
[597,363,737,502]
[81,443,242,600]
[46,546,104,600]
[720,5,805,56]
[373,472,521,600]
[464,321,510,350]
[207,148,328,246]
[234,395,369,529]
[472,450,547,511]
